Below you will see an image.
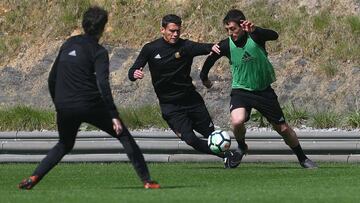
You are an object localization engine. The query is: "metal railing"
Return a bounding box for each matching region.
[1,131,359,163]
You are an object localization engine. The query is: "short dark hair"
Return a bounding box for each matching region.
[223,9,246,25]
[82,6,108,36]
[161,14,182,28]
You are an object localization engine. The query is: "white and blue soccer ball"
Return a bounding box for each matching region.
[208,130,231,154]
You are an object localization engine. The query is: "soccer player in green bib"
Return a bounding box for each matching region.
[200,9,317,169]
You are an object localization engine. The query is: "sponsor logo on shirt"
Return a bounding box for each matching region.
[68,50,77,56]
[242,51,254,62]
[154,54,161,59]
[175,52,181,59]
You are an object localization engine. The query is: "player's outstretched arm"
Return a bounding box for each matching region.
[128,45,149,81]
[180,40,216,57]
[245,20,278,45]
[200,41,227,88]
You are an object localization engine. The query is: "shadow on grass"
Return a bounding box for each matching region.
[187,166,223,170]
[206,167,300,170]
[184,164,302,170]
[111,185,198,190]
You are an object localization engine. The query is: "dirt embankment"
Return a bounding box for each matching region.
[0,0,359,127]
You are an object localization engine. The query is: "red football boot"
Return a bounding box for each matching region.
[18,175,39,190]
[144,180,160,189]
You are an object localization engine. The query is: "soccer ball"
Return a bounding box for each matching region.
[208,130,231,154]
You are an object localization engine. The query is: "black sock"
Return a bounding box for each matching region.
[291,144,308,162]
[236,138,247,153]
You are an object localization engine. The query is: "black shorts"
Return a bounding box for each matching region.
[160,92,214,138]
[230,86,286,124]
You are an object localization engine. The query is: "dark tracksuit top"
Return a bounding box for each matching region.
[200,27,278,81]
[128,37,213,103]
[48,34,119,119]
[44,35,151,182]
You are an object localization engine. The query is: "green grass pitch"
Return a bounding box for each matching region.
[2,162,360,203]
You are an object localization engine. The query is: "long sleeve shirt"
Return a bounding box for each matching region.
[128,37,213,103]
[48,34,119,119]
[200,27,278,81]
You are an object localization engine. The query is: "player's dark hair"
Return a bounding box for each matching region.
[223,9,246,26]
[82,6,108,36]
[161,14,182,28]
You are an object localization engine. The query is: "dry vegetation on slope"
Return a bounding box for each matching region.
[0,0,359,127]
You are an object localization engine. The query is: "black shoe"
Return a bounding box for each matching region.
[300,159,318,169]
[223,150,244,169]
[18,176,39,190]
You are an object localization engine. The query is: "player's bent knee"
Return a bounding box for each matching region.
[274,123,290,134]
[231,117,246,127]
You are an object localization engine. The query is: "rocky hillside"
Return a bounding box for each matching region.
[0,0,359,127]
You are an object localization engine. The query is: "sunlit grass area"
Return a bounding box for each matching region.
[3,162,360,203]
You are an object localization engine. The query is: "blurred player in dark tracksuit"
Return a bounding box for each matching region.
[18,6,160,190]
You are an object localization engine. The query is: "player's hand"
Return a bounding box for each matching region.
[133,67,144,80]
[112,118,123,135]
[240,20,255,33]
[211,44,220,55]
[202,79,213,88]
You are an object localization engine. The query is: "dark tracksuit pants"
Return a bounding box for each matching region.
[159,92,223,158]
[32,107,150,182]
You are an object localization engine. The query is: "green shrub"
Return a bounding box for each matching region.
[0,105,359,130]
[0,106,56,131]
[319,60,338,77]
[250,110,269,127]
[59,0,91,29]
[282,103,309,126]
[312,11,331,31]
[347,16,360,36]
[0,39,7,57]
[0,105,168,131]
[119,105,168,129]
[4,9,18,24]
[311,111,339,129]
[347,111,360,128]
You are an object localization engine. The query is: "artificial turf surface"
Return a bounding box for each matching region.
[2,162,360,203]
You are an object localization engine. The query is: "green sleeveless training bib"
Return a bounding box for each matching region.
[229,36,276,91]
